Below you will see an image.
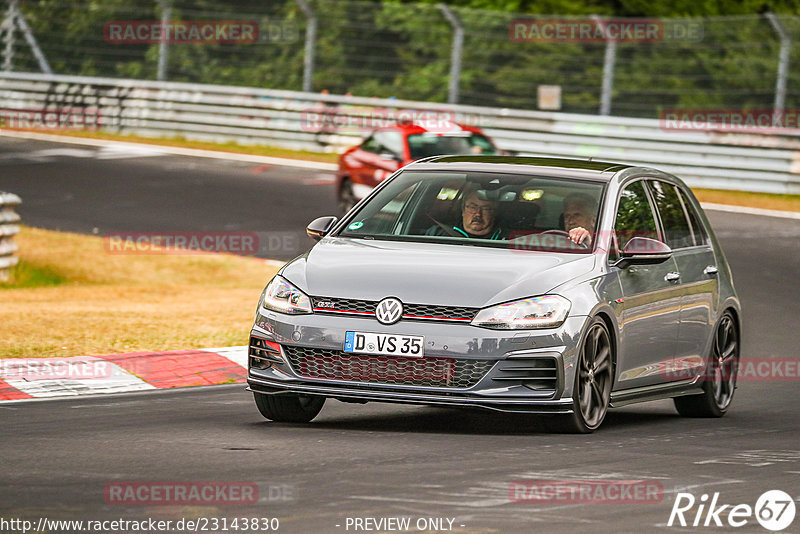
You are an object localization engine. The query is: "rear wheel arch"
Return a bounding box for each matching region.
[724,306,741,340]
[673,308,739,417]
[594,310,618,387]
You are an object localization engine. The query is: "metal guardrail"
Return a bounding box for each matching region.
[1,71,799,194]
[0,192,21,282]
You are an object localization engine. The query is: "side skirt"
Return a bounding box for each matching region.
[610,377,704,408]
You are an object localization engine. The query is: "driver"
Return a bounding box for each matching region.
[426,186,505,239]
[562,192,597,246]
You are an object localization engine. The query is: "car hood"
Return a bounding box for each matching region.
[280,238,596,308]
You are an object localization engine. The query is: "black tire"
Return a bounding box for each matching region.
[338,178,356,214]
[674,311,738,418]
[253,392,325,423]
[546,317,613,434]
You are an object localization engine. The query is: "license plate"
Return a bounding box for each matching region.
[344,331,424,357]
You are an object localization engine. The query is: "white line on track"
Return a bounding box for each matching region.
[0,130,339,171]
[700,202,800,220]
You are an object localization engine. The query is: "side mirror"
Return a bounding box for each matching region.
[306,216,338,241]
[615,237,672,269]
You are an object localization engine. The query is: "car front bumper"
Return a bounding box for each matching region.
[246,310,588,414]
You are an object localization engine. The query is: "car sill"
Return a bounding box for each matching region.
[609,378,704,408]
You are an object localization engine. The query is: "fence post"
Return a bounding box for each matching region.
[14,4,51,74]
[765,12,790,127]
[156,0,171,81]
[2,1,52,74]
[2,0,16,71]
[295,0,316,93]
[591,14,616,116]
[0,192,21,282]
[437,4,463,105]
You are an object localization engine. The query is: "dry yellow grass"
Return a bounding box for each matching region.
[0,227,281,358]
[692,188,800,212]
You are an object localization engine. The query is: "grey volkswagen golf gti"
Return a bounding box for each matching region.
[247,156,741,433]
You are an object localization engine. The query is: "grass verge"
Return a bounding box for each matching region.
[0,227,280,358]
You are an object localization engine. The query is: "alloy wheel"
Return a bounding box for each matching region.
[578,322,613,429]
[709,314,738,410]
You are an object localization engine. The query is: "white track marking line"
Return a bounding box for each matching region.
[200,346,248,369]
[0,130,338,170]
[700,202,800,220]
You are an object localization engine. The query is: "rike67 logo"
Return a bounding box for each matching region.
[668,490,795,531]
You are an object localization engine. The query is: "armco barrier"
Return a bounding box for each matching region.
[1,72,799,194]
[0,192,21,282]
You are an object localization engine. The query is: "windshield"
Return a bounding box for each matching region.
[407,133,497,159]
[337,170,605,253]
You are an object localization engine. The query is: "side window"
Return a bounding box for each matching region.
[468,134,496,155]
[676,188,709,246]
[361,135,380,153]
[374,131,404,157]
[648,180,693,249]
[614,181,659,252]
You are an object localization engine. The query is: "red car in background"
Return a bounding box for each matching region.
[336,121,501,212]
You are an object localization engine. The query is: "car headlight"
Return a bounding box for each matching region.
[471,295,570,329]
[261,276,312,315]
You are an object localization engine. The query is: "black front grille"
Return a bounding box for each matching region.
[403,303,476,321]
[311,297,478,322]
[494,357,559,392]
[249,336,283,370]
[312,297,374,315]
[282,345,493,389]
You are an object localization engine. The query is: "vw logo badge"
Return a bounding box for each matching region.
[375,297,403,325]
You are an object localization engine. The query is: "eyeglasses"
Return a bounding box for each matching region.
[464,203,497,215]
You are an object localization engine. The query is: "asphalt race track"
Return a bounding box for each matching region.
[1,136,799,533]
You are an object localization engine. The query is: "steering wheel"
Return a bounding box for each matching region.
[540,229,589,249]
[426,213,463,238]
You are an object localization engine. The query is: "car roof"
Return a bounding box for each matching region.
[407,155,632,181]
[378,121,485,135]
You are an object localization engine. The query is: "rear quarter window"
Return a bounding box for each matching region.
[648,180,694,249]
[676,187,710,247]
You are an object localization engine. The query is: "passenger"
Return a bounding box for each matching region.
[562,192,598,246]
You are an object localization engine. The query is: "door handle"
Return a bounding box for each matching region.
[665,272,681,282]
[704,265,718,276]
